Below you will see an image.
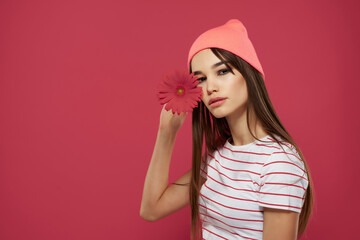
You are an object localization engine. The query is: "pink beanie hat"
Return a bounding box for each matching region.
[187,19,265,80]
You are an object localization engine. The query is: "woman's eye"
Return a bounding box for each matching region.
[218,68,230,75]
[197,77,206,82]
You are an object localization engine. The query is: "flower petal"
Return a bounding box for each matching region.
[156,69,203,114]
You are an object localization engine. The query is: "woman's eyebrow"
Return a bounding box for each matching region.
[193,61,228,75]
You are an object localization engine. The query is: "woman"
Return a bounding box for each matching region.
[140,19,313,240]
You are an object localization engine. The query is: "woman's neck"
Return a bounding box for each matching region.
[226,107,268,146]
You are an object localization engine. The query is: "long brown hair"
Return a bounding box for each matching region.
[189,48,314,240]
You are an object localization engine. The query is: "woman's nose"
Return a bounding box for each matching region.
[206,77,218,94]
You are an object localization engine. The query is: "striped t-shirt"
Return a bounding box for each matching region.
[199,134,309,240]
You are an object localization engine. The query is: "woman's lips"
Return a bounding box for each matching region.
[209,98,226,107]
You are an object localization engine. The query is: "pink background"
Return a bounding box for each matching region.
[1,0,359,239]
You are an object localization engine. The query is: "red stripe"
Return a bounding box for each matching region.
[259,201,302,210]
[266,138,301,155]
[202,220,259,240]
[259,191,305,200]
[260,172,308,181]
[255,143,280,149]
[205,174,305,200]
[200,204,263,222]
[208,154,260,175]
[200,168,207,176]
[271,151,303,162]
[216,150,265,165]
[266,137,292,147]
[205,163,259,185]
[206,174,258,194]
[204,183,259,203]
[202,164,306,199]
[201,157,207,169]
[223,146,271,156]
[263,161,306,173]
[200,213,263,232]
[201,158,207,174]
[199,193,263,212]
[202,227,229,239]
[260,182,307,191]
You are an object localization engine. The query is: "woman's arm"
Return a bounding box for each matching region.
[140,105,204,221]
[262,207,300,240]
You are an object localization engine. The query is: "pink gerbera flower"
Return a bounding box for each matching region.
[157,69,203,115]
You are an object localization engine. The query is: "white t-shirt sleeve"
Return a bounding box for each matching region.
[200,154,208,179]
[258,146,309,213]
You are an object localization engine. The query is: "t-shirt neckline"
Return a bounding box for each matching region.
[225,134,271,150]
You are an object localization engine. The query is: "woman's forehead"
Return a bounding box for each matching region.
[191,49,222,72]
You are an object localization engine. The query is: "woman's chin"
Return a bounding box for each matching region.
[210,110,228,119]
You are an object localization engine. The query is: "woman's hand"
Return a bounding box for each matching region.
[159,104,188,135]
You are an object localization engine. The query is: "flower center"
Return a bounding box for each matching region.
[176,87,185,96]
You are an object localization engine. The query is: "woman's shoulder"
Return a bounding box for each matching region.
[263,135,305,173]
[265,134,299,154]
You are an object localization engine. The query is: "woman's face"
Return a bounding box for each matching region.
[191,49,248,119]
